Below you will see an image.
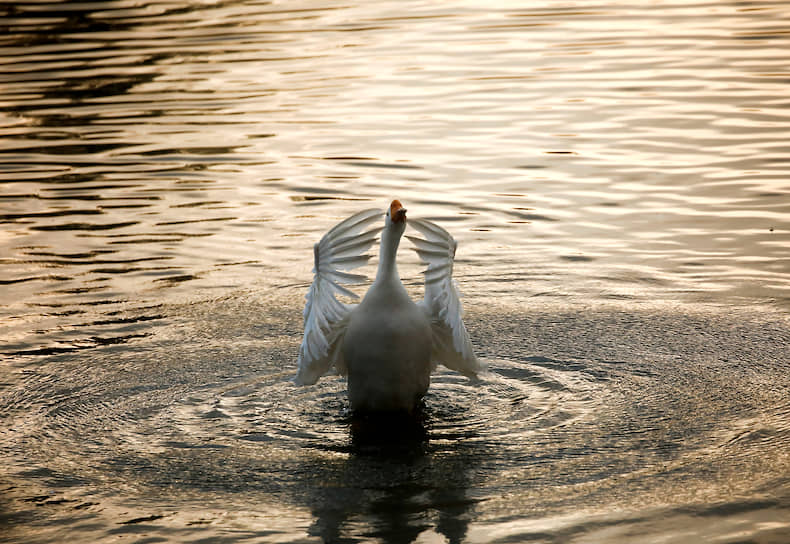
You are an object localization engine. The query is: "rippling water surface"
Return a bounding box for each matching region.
[2,1,790,542]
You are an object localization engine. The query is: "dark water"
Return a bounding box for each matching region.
[2,1,790,542]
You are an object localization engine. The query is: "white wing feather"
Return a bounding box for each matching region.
[295,208,382,385]
[408,218,482,378]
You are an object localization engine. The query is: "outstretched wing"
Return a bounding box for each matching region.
[407,218,483,378]
[295,208,382,385]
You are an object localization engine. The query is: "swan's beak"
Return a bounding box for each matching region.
[390,199,407,223]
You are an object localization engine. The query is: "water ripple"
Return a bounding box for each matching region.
[2,1,790,542]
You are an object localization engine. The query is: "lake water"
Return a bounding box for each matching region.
[2,1,790,542]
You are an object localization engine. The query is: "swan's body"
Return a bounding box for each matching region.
[344,277,432,411]
[295,200,481,412]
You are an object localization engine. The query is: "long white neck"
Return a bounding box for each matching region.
[374,223,403,285]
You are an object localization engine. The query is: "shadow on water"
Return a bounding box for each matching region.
[349,409,430,452]
[299,409,482,544]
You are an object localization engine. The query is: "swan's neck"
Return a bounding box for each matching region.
[375,225,402,284]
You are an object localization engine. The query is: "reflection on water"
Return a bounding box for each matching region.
[2,1,790,542]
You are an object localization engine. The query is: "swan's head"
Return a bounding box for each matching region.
[386,199,407,230]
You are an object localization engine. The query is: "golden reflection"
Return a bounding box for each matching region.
[1,1,790,543]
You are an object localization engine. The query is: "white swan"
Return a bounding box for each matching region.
[295,200,482,412]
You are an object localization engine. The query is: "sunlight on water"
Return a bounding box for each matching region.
[1,1,790,542]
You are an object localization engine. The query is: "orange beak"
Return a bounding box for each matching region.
[390,199,407,223]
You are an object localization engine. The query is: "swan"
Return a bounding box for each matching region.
[295,200,482,412]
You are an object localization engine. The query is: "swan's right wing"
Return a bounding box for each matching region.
[408,218,483,378]
[295,208,382,385]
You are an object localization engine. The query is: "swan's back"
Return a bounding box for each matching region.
[342,283,432,412]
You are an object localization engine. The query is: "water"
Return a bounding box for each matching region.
[2,1,790,542]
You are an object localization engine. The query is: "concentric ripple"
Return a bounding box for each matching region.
[3,290,789,542]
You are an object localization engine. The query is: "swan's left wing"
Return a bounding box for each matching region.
[408,218,483,378]
[295,208,382,385]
